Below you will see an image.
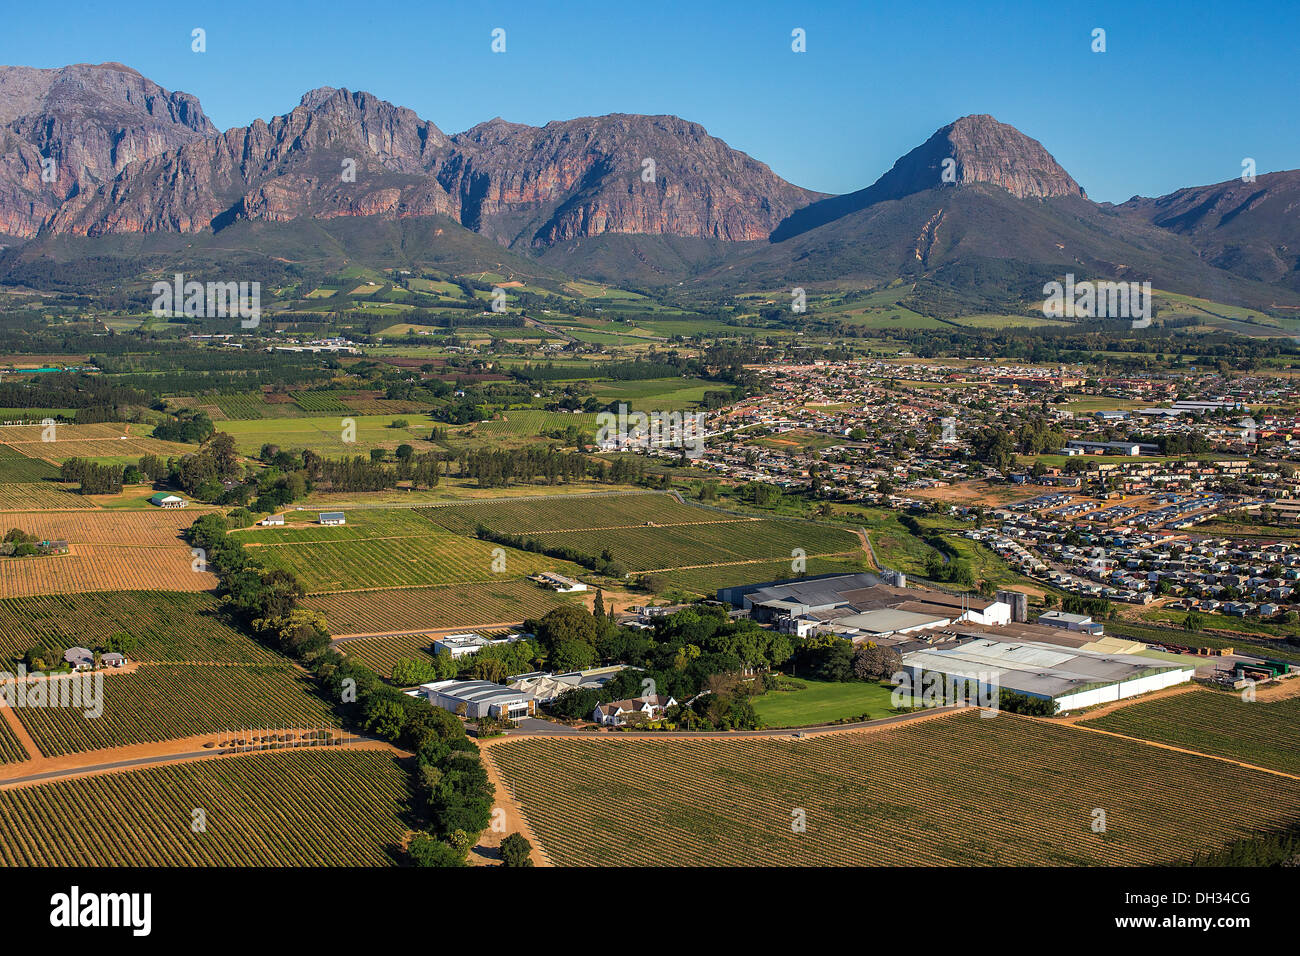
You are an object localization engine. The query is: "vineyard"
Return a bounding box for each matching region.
[0,422,192,462]
[420,493,862,573]
[1,508,206,547]
[343,396,427,415]
[0,545,214,597]
[0,592,284,667]
[527,519,860,572]
[292,391,353,413]
[15,664,336,756]
[0,749,412,865]
[0,444,59,482]
[651,556,869,595]
[489,712,1300,866]
[233,507,436,544]
[253,531,574,593]
[334,633,437,677]
[0,481,95,511]
[306,579,575,636]
[419,491,723,536]
[206,393,303,420]
[469,410,599,438]
[1081,689,1300,775]
[0,717,29,764]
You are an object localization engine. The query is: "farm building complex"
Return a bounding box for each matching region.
[719,572,1197,713]
[900,638,1195,712]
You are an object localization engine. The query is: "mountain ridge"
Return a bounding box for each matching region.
[1,62,1296,312]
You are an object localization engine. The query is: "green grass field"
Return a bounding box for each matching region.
[753,679,903,727]
[216,414,436,456]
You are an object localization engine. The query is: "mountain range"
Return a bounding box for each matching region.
[2,61,1297,312]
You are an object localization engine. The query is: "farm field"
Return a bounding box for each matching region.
[0,481,96,511]
[423,492,863,573]
[524,519,860,572]
[0,749,412,866]
[650,556,869,596]
[0,444,59,482]
[490,712,1300,866]
[0,507,206,547]
[216,415,438,457]
[0,545,214,597]
[752,679,903,727]
[0,716,29,764]
[306,578,576,636]
[0,591,284,667]
[1080,689,1300,775]
[233,507,441,544]
[252,529,575,593]
[469,410,599,438]
[15,663,336,757]
[0,422,192,462]
[418,491,726,535]
[588,377,715,410]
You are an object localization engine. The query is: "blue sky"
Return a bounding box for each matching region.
[3,0,1295,203]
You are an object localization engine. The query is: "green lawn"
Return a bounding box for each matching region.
[753,679,902,728]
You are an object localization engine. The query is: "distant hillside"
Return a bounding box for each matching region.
[2,63,1298,313]
[1118,170,1300,293]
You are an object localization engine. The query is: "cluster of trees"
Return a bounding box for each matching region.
[172,433,241,499]
[185,512,496,866]
[458,448,590,487]
[1061,595,1118,621]
[316,453,443,492]
[899,515,975,587]
[58,458,124,495]
[0,527,41,557]
[1186,820,1300,867]
[996,690,1057,716]
[152,409,215,444]
[474,525,627,579]
[791,635,903,683]
[544,603,797,731]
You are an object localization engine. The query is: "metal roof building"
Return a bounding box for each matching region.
[900,638,1194,713]
[415,679,534,721]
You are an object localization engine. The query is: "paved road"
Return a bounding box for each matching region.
[503,706,962,740]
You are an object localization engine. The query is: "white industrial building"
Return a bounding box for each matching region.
[413,679,534,721]
[900,638,1195,713]
[533,572,588,593]
[432,632,525,659]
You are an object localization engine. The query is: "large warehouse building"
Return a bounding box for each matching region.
[718,572,1012,633]
[899,638,1195,713]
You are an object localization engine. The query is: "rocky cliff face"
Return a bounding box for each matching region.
[446,114,821,245]
[28,75,821,245]
[924,114,1084,200]
[0,62,216,237]
[48,88,459,236]
[772,114,1085,241]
